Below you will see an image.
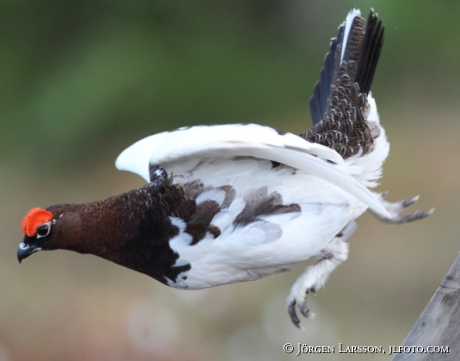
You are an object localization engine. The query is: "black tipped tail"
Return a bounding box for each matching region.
[309,9,384,126]
[355,10,385,95]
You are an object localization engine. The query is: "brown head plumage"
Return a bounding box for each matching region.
[17,180,192,284]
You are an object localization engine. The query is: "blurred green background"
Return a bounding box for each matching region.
[1,0,458,360]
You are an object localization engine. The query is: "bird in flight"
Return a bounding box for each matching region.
[18,9,432,328]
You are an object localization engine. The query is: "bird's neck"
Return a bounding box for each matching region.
[49,183,186,282]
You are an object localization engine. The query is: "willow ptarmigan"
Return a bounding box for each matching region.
[18,9,432,328]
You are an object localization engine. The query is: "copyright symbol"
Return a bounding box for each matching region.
[284,343,294,354]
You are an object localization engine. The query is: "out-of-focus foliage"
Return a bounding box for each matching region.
[2,0,460,167]
[2,0,315,167]
[1,1,460,360]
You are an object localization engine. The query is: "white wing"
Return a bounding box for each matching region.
[115,124,390,218]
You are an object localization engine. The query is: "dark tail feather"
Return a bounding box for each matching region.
[309,27,343,126]
[309,9,384,126]
[302,9,385,160]
[355,10,385,95]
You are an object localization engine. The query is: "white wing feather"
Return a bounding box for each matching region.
[115,124,390,218]
[116,124,343,180]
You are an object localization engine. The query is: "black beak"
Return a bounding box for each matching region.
[17,241,42,263]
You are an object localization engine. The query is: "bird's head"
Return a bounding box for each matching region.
[18,206,85,263]
[18,208,57,262]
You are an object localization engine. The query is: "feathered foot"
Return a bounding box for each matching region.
[286,222,356,329]
[370,192,434,224]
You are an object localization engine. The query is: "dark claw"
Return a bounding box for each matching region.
[299,303,312,318]
[370,193,433,225]
[288,301,301,328]
[383,209,433,225]
[401,195,419,208]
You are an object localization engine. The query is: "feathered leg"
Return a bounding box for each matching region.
[286,221,357,328]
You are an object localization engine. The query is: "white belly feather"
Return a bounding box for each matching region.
[165,158,367,289]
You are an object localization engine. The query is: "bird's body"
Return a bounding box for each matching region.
[114,122,380,290]
[18,9,432,327]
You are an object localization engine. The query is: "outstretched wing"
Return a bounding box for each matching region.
[115,124,390,218]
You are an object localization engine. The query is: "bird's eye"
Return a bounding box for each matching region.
[36,224,50,238]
